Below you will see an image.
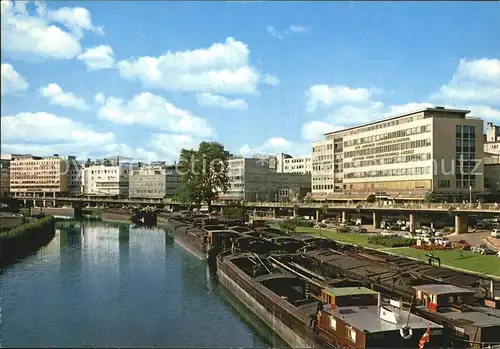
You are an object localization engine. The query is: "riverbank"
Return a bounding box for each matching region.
[0,215,55,268]
[102,209,132,223]
[265,221,500,277]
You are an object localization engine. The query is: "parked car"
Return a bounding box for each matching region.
[404,232,418,240]
[350,226,367,233]
[452,240,471,250]
[497,251,500,258]
[471,244,489,254]
[491,229,500,238]
[381,230,398,236]
[434,237,451,247]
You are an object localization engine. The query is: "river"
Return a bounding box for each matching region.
[1,220,287,348]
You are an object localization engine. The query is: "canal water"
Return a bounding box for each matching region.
[1,220,287,348]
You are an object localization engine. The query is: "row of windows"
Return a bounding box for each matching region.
[345,138,431,158]
[328,114,425,138]
[344,166,431,179]
[130,182,166,187]
[344,153,432,169]
[456,125,476,134]
[344,124,431,148]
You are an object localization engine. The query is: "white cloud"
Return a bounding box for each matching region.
[117,37,272,94]
[301,121,341,142]
[196,93,248,110]
[262,74,280,86]
[266,25,310,39]
[38,83,89,110]
[1,1,102,60]
[1,112,114,144]
[77,45,115,70]
[94,93,105,104]
[239,137,310,157]
[46,6,103,38]
[1,63,29,95]
[433,58,500,104]
[97,92,215,137]
[306,84,375,112]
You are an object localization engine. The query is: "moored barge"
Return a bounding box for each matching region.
[217,252,445,349]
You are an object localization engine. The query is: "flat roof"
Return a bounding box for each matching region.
[416,305,500,328]
[325,304,442,333]
[324,107,471,136]
[413,284,474,295]
[324,286,378,297]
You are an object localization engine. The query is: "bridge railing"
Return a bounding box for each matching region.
[13,196,500,212]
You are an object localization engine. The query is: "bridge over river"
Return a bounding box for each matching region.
[8,196,500,233]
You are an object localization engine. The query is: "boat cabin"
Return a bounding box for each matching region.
[413,284,475,312]
[317,287,445,348]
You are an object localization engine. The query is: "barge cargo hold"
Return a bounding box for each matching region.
[217,252,445,349]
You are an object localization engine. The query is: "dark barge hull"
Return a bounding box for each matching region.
[216,254,336,349]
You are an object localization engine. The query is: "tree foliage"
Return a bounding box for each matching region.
[175,142,230,211]
[222,201,247,220]
[279,218,298,235]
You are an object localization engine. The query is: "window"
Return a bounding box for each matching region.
[347,327,357,343]
[330,316,337,330]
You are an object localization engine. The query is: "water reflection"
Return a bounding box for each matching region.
[1,221,281,348]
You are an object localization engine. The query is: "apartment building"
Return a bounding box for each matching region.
[276,153,312,174]
[484,122,500,155]
[129,164,181,199]
[0,154,11,197]
[9,154,70,197]
[311,107,484,201]
[219,157,311,202]
[83,164,134,198]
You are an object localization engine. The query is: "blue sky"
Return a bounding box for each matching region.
[1,1,499,162]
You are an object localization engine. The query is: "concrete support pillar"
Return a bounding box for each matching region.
[342,211,349,223]
[42,200,46,207]
[52,200,56,207]
[293,209,297,217]
[273,208,276,219]
[455,214,469,234]
[316,209,320,222]
[409,213,421,232]
[372,212,380,229]
[253,209,257,218]
[32,199,36,207]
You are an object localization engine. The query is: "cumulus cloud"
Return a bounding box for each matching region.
[1,1,103,60]
[196,93,248,110]
[38,83,89,110]
[266,25,310,39]
[1,63,29,95]
[77,45,115,70]
[97,92,215,137]
[117,37,275,94]
[432,58,500,104]
[239,137,310,157]
[301,121,342,142]
[306,84,376,112]
[94,93,106,104]
[1,112,114,144]
[262,74,280,86]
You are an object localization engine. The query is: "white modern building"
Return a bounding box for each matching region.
[129,164,180,199]
[484,122,500,155]
[276,153,312,174]
[83,164,134,198]
[311,107,484,201]
[219,157,311,202]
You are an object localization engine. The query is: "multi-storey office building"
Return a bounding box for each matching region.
[484,122,500,155]
[311,107,484,201]
[129,165,181,199]
[0,154,11,197]
[83,164,134,198]
[276,153,312,174]
[9,154,70,197]
[219,157,311,202]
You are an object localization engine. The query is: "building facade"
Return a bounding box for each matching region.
[484,122,500,155]
[129,164,180,199]
[0,154,11,197]
[219,157,311,202]
[276,153,312,174]
[83,164,133,198]
[311,107,484,200]
[9,154,70,197]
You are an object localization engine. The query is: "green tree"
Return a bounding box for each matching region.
[279,218,297,235]
[175,142,230,212]
[222,201,247,220]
